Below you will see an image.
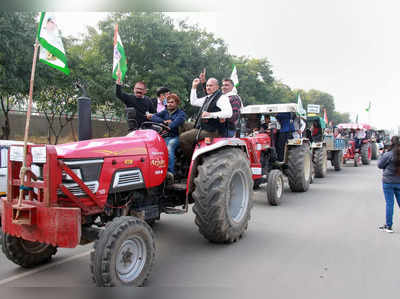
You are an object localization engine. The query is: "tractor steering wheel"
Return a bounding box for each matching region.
[140,121,170,137]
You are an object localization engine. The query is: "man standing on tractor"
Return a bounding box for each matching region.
[179,77,232,159]
[116,81,156,128]
[355,128,366,149]
[276,112,295,161]
[220,78,243,137]
[151,93,186,182]
[293,114,306,139]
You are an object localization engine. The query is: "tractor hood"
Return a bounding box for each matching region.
[55,130,163,159]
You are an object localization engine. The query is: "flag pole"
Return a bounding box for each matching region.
[16,39,40,214]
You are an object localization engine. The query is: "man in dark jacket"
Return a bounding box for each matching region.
[116,81,155,129]
[151,93,186,180]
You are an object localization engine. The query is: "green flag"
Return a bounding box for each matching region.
[37,12,70,75]
[297,94,306,117]
[365,101,371,112]
[112,24,127,81]
[230,64,239,88]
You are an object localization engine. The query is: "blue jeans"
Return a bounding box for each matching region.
[227,129,236,137]
[165,136,179,174]
[382,183,400,228]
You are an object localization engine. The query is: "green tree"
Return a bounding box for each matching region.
[0,12,37,139]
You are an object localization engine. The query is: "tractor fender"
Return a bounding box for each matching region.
[185,138,249,199]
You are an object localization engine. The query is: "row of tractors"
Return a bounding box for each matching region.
[0,101,382,287]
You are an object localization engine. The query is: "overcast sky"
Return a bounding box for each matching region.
[53,0,400,131]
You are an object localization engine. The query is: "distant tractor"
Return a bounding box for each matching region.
[306,116,346,174]
[240,103,312,206]
[338,123,372,166]
[306,116,328,178]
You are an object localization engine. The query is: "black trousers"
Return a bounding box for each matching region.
[276,131,292,161]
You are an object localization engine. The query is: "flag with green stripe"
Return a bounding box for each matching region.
[112,24,127,81]
[37,12,70,75]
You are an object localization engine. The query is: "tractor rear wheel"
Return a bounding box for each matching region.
[313,147,327,178]
[90,216,155,287]
[332,150,343,171]
[192,148,253,243]
[266,170,284,206]
[286,144,312,192]
[361,143,371,165]
[1,234,57,268]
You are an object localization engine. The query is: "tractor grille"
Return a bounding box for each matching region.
[113,170,144,188]
[58,181,99,197]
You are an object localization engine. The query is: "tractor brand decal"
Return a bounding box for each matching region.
[124,159,134,165]
[151,151,164,156]
[98,189,106,195]
[151,158,166,168]
[155,170,163,175]
[92,147,147,156]
[251,167,262,175]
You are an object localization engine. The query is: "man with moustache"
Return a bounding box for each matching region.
[179,77,232,159]
[116,81,156,129]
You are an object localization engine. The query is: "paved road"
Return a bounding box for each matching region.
[0,161,399,297]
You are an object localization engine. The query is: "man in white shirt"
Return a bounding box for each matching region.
[179,77,232,159]
[293,115,306,139]
[355,128,366,149]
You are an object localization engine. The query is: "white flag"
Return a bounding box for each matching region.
[230,64,239,94]
[37,12,69,75]
[297,94,306,117]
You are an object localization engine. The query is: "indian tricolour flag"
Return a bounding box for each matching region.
[112,24,127,81]
[230,64,239,93]
[37,12,70,75]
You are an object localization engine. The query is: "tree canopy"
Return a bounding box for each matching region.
[0,12,350,142]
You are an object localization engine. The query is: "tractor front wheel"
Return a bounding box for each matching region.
[266,170,284,206]
[1,234,57,268]
[192,148,253,243]
[90,216,155,287]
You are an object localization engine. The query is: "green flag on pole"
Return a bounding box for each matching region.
[37,12,70,75]
[365,101,371,112]
[112,24,127,81]
[297,94,306,117]
[230,64,239,87]
[230,64,239,93]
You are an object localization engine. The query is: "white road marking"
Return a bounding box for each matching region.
[0,250,91,286]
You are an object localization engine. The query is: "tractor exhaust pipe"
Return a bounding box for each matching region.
[76,83,92,141]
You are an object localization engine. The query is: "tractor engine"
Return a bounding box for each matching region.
[2,129,168,248]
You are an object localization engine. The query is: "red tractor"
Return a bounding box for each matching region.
[1,116,255,286]
[338,123,372,167]
[239,103,314,206]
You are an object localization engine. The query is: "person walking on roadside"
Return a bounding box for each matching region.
[378,136,400,233]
